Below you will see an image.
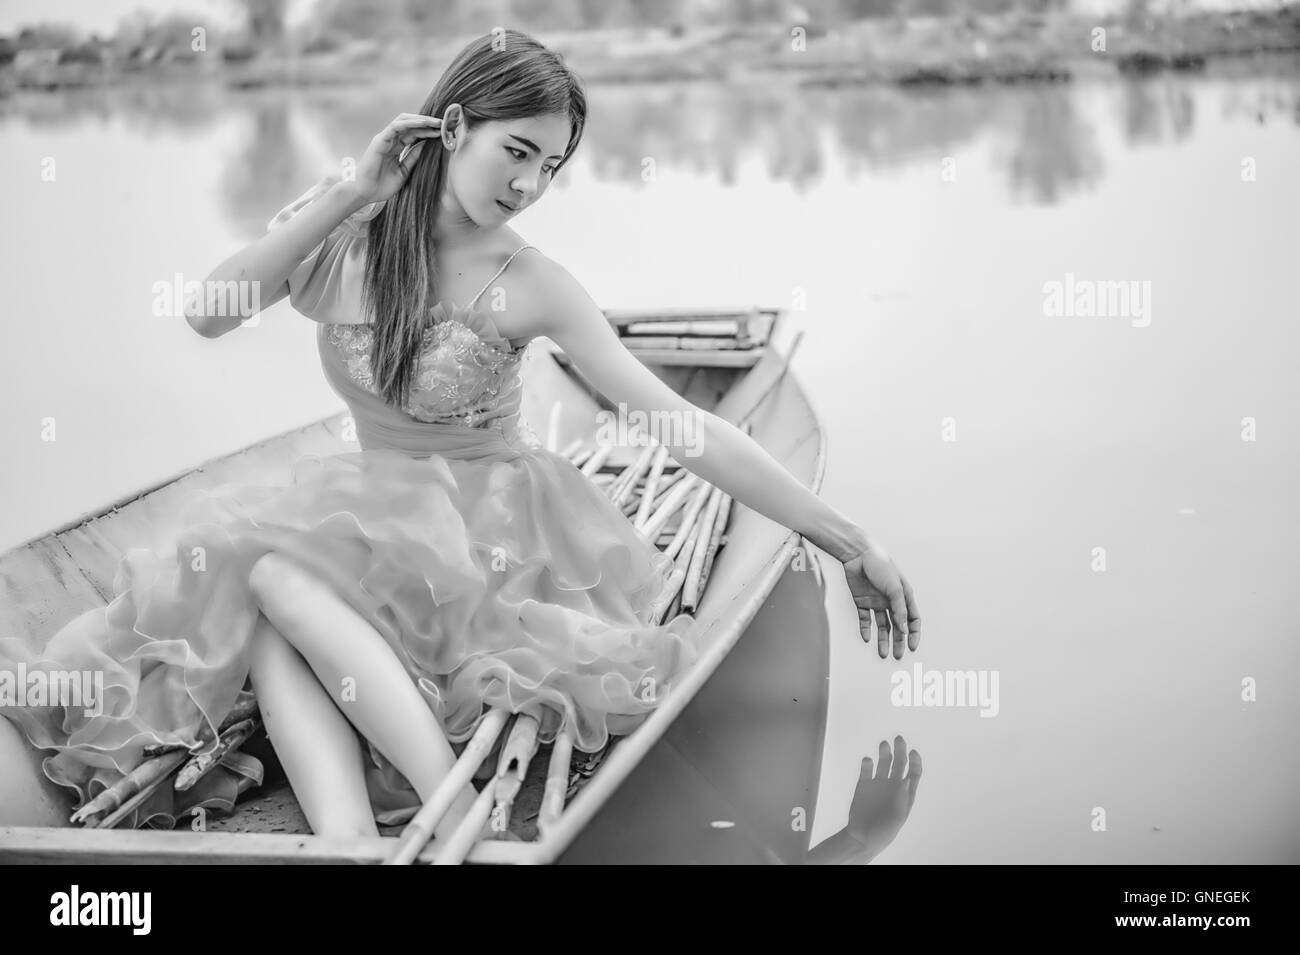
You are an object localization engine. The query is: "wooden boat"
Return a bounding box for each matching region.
[0,305,826,864]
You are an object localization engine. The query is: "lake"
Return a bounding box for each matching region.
[1,59,1296,862]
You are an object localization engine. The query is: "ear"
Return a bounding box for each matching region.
[442,103,464,150]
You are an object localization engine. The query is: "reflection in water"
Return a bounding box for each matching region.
[217,100,315,235]
[998,86,1104,205]
[805,735,922,865]
[1120,75,1196,147]
[559,554,920,864]
[6,63,1295,236]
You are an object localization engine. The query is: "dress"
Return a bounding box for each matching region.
[0,176,697,828]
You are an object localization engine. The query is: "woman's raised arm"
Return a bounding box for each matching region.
[186,113,441,339]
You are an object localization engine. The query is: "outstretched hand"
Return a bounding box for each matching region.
[843,539,920,659]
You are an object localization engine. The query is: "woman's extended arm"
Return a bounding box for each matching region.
[186,113,441,339]
[530,257,921,656]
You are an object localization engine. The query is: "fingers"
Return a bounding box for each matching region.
[889,735,907,780]
[887,583,910,661]
[901,573,921,652]
[397,139,427,174]
[874,607,891,660]
[859,754,875,782]
[906,749,922,804]
[373,114,441,154]
[875,739,892,778]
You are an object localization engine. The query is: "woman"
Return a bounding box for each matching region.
[0,30,919,840]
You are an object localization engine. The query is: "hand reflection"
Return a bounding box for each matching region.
[805,735,922,865]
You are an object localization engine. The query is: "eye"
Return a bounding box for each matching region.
[507,146,557,176]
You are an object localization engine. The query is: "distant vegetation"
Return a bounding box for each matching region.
[0,0,1295,88]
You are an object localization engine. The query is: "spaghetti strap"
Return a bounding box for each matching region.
[469,244,537,309]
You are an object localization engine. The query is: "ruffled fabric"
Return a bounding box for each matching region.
[269,174,383,327]
[1,443,697,826]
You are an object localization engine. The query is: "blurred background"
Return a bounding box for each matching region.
[1,0,1297,862]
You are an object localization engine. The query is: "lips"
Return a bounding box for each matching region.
[496,200,519,213]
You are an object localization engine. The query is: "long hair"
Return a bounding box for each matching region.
[361,29,587,411]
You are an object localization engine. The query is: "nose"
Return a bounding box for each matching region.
[511,171,540,200]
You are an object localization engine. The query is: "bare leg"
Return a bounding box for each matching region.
[247,612,378,837]
[248,552,478,840]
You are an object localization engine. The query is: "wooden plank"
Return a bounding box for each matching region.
[624,336,749,351]
[615,348,766,368]
[0,825,536,865]
[625,319,742,337]
[603,306,777,325]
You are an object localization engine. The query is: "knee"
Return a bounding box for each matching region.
[248,552,302,603]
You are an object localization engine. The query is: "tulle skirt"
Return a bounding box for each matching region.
[0,445,697,827]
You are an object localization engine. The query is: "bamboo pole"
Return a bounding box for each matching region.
[570,448,593,469]
[638,473,699,538]
[174,718,259,792]
[491,714,540,836]
[648,468,687,505]
[432,777,498,866]
[75,750,189,829]
[385,708,509,865]
[538,726,574,838]
[694,492,734,594]
[664,480,714,561]
[633,446,671,526]
[142,695,259,759]
[622,465,683,517]
[682,486,724,612]
[650,566,687,621]
[579,443,613,477]
[610,442,659,507]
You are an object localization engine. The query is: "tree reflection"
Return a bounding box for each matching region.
[1119,75,1195,147]
[997,86,1103,205]
[0,72,1236,225]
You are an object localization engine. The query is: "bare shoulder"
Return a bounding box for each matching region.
[508,247,598,339]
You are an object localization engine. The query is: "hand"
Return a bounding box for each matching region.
[350,112,443,205]
[843,539,920,659]
[845,736,922,858]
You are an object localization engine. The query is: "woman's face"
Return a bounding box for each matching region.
[444,111,572,227]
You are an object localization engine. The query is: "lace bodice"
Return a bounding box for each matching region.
[269,176,543,454]
[323,302,526,429]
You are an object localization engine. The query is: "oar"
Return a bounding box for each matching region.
[384,707,509,865]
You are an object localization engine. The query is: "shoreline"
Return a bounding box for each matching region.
[2,8,1298,94]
